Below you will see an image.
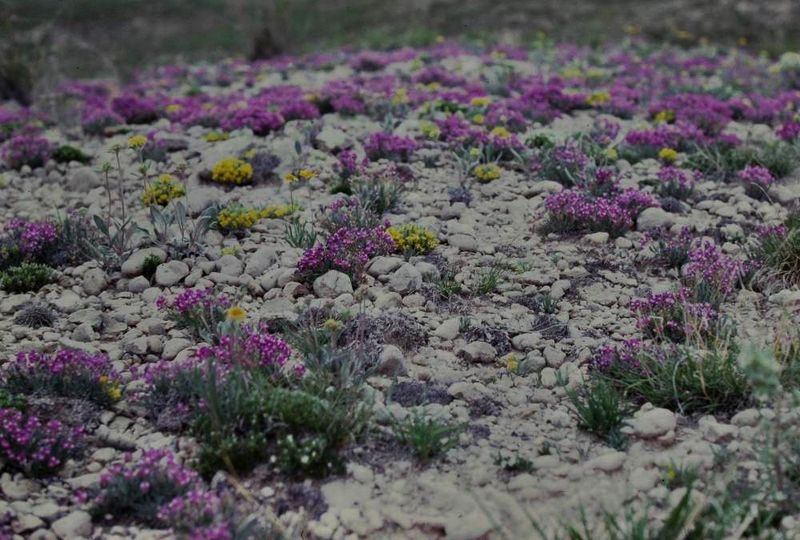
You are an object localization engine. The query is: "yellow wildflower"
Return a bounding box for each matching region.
[323,318,342,332]
[420,121,441,140]
[141,174,186,207]
[470,96,492,108]
[284,172,299,185]
[604,148,619,161]
[391,88,409,106]
[298,168,317,180]
[489,126,511,139]
[127,135,148,149]
[658,148,679,163]
[165,104,182,114]
[226,306,247,322]
[653,110,675,124]
[469,147,481,158]
[387,224,439,256]
[211,157,253,185]
[472,114,485,125]
[586,90,611,107]
[473,163,502,182]
[506,354,520,372]
[205,131,230,142]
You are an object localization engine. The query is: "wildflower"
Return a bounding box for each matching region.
[472,114,485,125]
[604,148,619,161]
[489,126,511,139]
[323,318,342,332]
[470,96,492,107]
[387,224,439,255]
[420,121,441,140]
[298,168,317,180]
[653,110,675,123]
[211,157,253,185]
[586,90,611,107]
[141,174,186,206]
[474,163,502,182]
[205,131,230,142]
[658,148,678,163]
[506,354,520,372]
[226,306,247,322]
[127,135,148,149]
[284,172,298,185]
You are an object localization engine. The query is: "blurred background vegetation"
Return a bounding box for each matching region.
[1,0,799,103]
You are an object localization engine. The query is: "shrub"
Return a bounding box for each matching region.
[630,289,721,344]
[387,224,439,256]
[473,163,502,182]
[2,133,53,169]
[141,174,187,206]
[13,302,57,328]
[318,197,383,234]
[156,288,231,344]
[595,341,750,415]
[210,157,253,185]
[391,409,464,463]
[0,218,57,269]
[541,188,656,237]
[52,144,90,164]
[2,349,121,407]
[364,132,417,161]
[0,408,82,477]
[566,379,629,449]
[754,217,800,286]
[0,262,53,292]
[352,175,402,215]
[737,164,775,200]
[215,202,298,231]
[297,225,394,282]
[90,449,199,525]
[654,166,696,199]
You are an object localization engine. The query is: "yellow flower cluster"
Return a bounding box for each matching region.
[165,104,182,114]
[473,163,502,182]
[391,88,409,106]
[470,96,492,107]
[586,90,611,107]
[387,224,439,256]
[653,110,675,123]
[141,174,187,206]
[205,131,230,142]
[658,147,679,163]
[226,306,247,321]
[604,148,619,161]
[216,203,299,230]
[127,135,148,149]
[489,126,512,139]
[99,375,122,402]
[420,121,441,140]
[211,157,253,185]
[284,168,317,184]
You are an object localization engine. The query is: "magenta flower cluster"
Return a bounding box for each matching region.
[2,133,54,169]
[0,408,83,477]
[364,132,417,162]
[157,288,230,343]
[630,288,719,343]
[158,488,233,540]
[683,239,748,303]
[10,348,116,380]
[4,218,57,254]
[196,322,293,373]
[543,187,657,237]
[298,225,395,281]
[656,166,696,199]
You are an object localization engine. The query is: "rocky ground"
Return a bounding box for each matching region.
[0,40,799,539]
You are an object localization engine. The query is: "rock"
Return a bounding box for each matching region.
[636,207,676,231]
[313,270,353,298]
[216,254,244,276]
[388,263,422,294]
[51,511,92,539]
[543,346,566,367]
[245,246,279,276]
[155,260,190,286]
[1,477,38,500]
[434,318,461,340]
[627,407,676,439]
[376,345,407,375]
[457,341,496,363]
[540,367,558,388]
[447,233,479,251]
[67,167,101,191]
[127,275,150,293]
[81,268,108,296]
[316,125,350,151]
[368,256,404,277]
[584,231,609,244]
[121,248,167,277]
[586,451,625,472]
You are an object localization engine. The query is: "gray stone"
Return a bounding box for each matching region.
[155,260,190,286]
[216,254,244,276]
[245,246,279,276]
[82,268,108,296]
[127,276,150,293]
[457,341,496,363]
[376,345,407,376]
[121,248,167,277]
[67,167,101,191]
[636,207,676,231]
[313,270,353,298]
[388,263,422,294]
[51,510,92,539]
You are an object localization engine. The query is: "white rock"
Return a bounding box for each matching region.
[51,511,92,539]
[637,207,676,231]
[388,263,422,294]
[121,248,167,277]
[82,268,107,296]
[313,270,353,298]
[155,261,190,286]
